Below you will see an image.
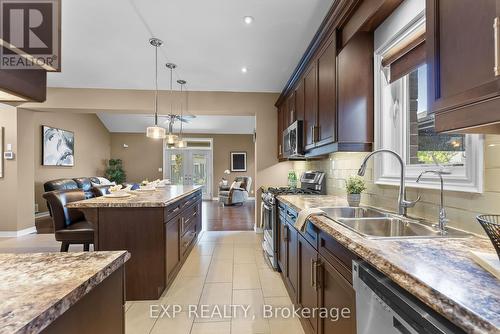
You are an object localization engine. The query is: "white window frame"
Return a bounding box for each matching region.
[374,10,484,193]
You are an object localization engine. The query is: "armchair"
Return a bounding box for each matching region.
[219,176,252,206]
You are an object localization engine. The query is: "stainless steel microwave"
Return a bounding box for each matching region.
[283,120,304,158]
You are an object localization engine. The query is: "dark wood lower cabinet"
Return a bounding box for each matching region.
[277,201,357,334]
[166,217,180,281]
[318,256,356,334]
[297,234,319,334]
[41,266,125,334]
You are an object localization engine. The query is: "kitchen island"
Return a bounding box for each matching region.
[0,251,129,334]
[66,185,203,300]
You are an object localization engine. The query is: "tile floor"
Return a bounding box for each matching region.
[0,231,305,334]
[126,231,305,334]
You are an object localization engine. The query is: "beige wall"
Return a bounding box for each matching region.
[0,105,35,231]
[110,133,256,198]
[293,134,500,235]
[34,112,111,212]
[110,133,163,183]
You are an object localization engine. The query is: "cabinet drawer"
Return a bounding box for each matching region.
[165,191,201,220]
[299,222,319,250]
[319,230,358,283]
[180,202,199,236]
[180,222,197,256]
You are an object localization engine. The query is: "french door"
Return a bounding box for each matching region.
[164,149,212,199]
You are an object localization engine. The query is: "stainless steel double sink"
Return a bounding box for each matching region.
[319,206,471,239]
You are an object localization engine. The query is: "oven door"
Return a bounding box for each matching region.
[261,201,278,269]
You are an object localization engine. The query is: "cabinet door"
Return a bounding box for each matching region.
[428,0,500,131]
[304,63,318,149]
[297,235,319,334]
[287,91,296,125]
[286,224,298,300]
[277,105,284,158]
[337,32,373,145]
[278,215,287,273]
[166,218,180,280]
[316,34,337,146]
[295,79,305,122]
[318,256,356,334]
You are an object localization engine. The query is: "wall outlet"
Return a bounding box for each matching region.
[158,167,163,172]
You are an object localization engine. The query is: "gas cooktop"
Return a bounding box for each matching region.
[264,187,318,195]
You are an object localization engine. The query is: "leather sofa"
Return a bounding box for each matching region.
[219,176,252,206]
[43,177,111,215]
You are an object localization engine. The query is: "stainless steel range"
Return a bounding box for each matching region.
[261,171,326,270]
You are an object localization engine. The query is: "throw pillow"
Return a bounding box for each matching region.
[230,181,242,190]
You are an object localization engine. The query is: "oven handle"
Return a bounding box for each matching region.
[263,204,273,211]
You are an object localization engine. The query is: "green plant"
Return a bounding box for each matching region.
[345,175,366,194]
[105,159,126,184]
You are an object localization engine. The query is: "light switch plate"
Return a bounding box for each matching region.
[4,151,14,160]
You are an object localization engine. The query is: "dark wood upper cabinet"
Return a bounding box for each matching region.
[295,80,305,122]
[277,105,284,159]
[287,91,296,126]
[337,32,374,149]
[304,63,318,149]
[428,0,500,133]
[316,33,337,146]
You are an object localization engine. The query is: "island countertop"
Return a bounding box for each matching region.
[66,185,202,208]
[277,194,500,334]
[0,251,130,334]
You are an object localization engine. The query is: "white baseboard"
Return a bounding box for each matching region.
[254,226,263,234]
[35,211,50,218]
[0,226,37,238]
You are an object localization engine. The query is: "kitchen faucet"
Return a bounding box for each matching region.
[357,149,419,217]
[416,170,449,234]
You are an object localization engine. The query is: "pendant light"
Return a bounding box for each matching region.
[175,79,188,148]
[165,63,179,145]
[146,38,167,139]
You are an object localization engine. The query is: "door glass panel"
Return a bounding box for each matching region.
[170,153,184,185]
[192,153,208,195]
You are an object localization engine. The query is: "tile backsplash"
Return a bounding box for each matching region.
[293,135,500,236]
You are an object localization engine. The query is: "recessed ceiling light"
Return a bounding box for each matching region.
[241,67,248,73]
[243,16,254,24]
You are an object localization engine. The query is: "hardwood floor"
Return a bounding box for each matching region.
[202,200,255,231]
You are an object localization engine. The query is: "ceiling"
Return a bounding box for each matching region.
[47,0,334,92]
[98,113,256,134]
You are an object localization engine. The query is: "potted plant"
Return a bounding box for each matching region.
[345,175,366,207]
[105,159,126,184]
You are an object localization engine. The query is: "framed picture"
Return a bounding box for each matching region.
[42,125,74,166]
[0,127,3,178]
[230,152,247,172]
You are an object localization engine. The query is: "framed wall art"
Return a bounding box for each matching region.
[230,152,247,172]
[42,125,74,166]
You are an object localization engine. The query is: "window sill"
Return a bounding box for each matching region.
[374,177,482,194]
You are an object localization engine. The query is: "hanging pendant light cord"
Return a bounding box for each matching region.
[154,44,159,126]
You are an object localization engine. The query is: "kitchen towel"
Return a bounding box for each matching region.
[259,201,265,229]
[295,208,326,232]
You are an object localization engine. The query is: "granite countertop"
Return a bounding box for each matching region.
[0,251,130,334]
[277,195,500,334]
[66,185,202,208]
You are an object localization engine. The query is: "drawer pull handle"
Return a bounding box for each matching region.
[495,17,500,76]
[310,259,316,289]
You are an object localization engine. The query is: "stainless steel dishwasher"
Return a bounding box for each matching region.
[352,261,466,334]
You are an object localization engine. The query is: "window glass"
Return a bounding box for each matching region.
[393,64,466,166]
